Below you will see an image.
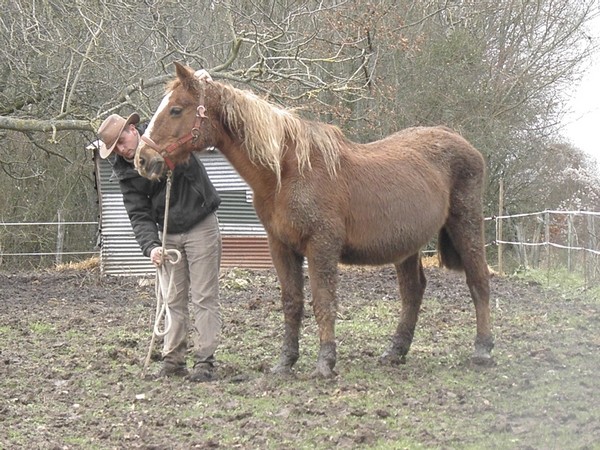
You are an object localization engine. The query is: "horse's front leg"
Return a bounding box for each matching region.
[269,238,305,375]
[306,249,340,379]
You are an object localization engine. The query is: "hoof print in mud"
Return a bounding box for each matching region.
[471,355,497,368]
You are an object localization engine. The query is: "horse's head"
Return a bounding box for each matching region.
[135,62,216,180]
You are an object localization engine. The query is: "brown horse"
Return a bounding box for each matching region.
[135,62,494,378]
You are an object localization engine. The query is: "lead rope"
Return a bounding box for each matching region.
[141,170,182,378]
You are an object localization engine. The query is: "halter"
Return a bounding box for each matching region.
[140,88,208,170]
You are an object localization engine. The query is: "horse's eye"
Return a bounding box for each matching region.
[170,107,183,116]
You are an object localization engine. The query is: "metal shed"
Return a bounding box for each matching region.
[93,148,272,276]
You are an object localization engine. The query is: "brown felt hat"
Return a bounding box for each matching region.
[97,113,140,158]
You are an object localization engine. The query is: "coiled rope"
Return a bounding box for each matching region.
[141,170,182,378]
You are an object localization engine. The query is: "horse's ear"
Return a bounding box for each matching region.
[174,61,196,88]
[174,61,192,78]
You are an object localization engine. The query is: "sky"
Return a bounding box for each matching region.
[562,15,600,167]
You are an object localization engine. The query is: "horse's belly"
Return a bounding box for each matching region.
[340,248,400,265]
[340,240,423,265]
[341,210,445,265]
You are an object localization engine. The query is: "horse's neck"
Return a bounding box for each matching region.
[219,143,278,200]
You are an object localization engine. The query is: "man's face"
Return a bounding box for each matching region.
[113,124,139,160]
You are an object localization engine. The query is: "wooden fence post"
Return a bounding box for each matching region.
[545,211,550,271]
[514,221,528,268]
[567,214,573,272]
[497,179,504,275]
[587,214,598,280]
[56,210,64,266]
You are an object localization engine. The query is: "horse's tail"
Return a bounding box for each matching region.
[437,227,464,271]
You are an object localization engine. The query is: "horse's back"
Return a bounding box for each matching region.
[325,126,485,265]
[378,126,483,169]
[338,126,483,193]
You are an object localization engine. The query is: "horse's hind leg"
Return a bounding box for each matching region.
[380,253,426,365]
[269,238,305,375]
[444,215,494,366]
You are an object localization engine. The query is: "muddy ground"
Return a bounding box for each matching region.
[1,264,599,449]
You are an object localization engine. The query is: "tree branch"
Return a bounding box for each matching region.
[0,117,93,132]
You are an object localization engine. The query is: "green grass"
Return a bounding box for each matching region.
[2,267,599,449]
[29,321,55,334]
[512,266,600,298]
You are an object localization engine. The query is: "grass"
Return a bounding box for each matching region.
[29,321,55,334]
[513,266,600,297]
[1,266,599,449]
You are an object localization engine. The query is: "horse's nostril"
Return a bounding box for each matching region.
[148,158,164,177]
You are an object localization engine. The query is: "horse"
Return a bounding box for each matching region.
[135,62,494,378]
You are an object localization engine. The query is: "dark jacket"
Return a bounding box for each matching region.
[109,153,221,257]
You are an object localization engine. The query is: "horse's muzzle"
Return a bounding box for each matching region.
[135,152,166,180]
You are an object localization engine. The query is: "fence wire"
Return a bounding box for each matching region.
[486,209,600,280]
[1,211,599,278]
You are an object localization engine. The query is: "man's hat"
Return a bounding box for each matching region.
[97,113,140,158]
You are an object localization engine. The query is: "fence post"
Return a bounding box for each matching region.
[587,214,598,280]
[532,218,543,268]
[514,222,528,268]
[544,211,550,272]
[567,214,573,272]
[497,179,504,275]
[56,210,64,266]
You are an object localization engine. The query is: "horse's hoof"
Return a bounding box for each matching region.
[379,351,407,366]
[270,364,295,377]
[309,357,337,379]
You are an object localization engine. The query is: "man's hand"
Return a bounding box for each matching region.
[150,247,164,267]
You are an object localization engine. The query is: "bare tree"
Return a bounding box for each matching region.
[1,0,599,268]
[0,1,372,132]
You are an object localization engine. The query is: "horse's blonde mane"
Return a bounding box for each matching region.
[218,83,341,184]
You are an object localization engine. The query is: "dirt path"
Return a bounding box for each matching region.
[1,266,598,448]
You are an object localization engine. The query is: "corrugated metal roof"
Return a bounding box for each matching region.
[200,150,249,191]
[95,149,272,276]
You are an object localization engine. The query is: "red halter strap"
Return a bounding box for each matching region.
[141,93,208,171]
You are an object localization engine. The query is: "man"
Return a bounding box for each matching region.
[97,113,222,382]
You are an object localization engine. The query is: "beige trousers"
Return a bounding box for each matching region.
[160,212,222,366]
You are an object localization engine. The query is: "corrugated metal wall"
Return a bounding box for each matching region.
[95,149,273,276]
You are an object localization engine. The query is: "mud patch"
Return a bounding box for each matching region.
[1,266,598,448]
